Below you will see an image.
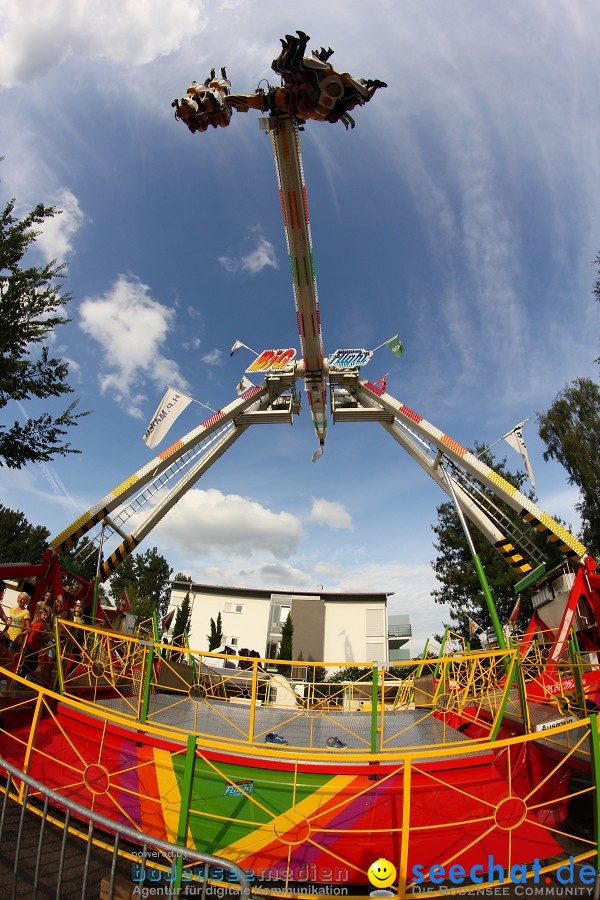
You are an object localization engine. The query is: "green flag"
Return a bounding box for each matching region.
[386,335,404,357]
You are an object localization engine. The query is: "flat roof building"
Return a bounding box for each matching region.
[167,581,411,668]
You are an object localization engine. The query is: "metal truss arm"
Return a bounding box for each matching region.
[377,407,537,574]
[51,382,276,555]
[353,379,587,565]
[264,115,327,445]
[98,421,249,581]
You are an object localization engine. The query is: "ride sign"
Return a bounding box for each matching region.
[246,348,296,373]
[327,348,373,370]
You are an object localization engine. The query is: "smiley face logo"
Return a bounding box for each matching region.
[368,857,397,890]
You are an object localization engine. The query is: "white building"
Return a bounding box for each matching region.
[167,581,411,668]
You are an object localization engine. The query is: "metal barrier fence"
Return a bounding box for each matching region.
[0,754,250,899]
[0,687,597,896]
[2,625,600,897]
[44,621,525,751]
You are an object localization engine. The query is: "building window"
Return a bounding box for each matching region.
[366,608,384,637]
[230,637,238,646]
[224,602,243,613]
[366,642,385,664]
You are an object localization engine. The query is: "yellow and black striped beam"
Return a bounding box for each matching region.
[520,510,583,561]
[493,537,533,574]
[99,535,140,582]
[51,508,109,554]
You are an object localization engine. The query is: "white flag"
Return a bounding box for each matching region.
[143,387,192,449]
[236,376,254,396]
[503,421,536,489]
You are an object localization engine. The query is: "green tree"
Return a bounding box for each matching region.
[0,504,50,563]
[276,613,294,676]
[327,666,370,683]
[207,612,223,651]
[431,446,548,641]
[173,591,192,642]
[0,190,88,468]
[538,376,600,556]
[108,547,172,620]
[60,536,102,581]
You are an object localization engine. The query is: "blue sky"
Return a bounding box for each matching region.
[0,1,598,653]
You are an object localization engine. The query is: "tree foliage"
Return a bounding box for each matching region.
[0,190,88,468]
[173,591,192,642]
[60,536,102,581]
[108,548,172,620]
[538,376,600,556]
[327,666,369,684]
[276,613,294,675]
[207,612,223,651]
[431,446,548,641]
[0,503,50,563]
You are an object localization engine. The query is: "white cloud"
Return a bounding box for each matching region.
[154,488,305,558]
[201,348,224,365]
[78,275,187,416]
[35,188,85,262]
[238,562,313,588]
[182,337,201,351]
[0,0,208,87]
[218,236,278,275]
[307,498,353,530]
[313,561,344,578]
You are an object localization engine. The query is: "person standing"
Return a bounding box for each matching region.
[20,604,51,678]
[0,592,32,672]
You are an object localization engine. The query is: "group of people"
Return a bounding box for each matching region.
[171,67,232,134]
[0,581,86,684]
[172,32,386,134]
[263,30,387,127]
[236,648,262,670]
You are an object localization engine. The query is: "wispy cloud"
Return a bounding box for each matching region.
[219,235,278,275]
[78,275,188,417]
[36,188,85,262]
[0,0,208,87]
[201,349,224,365]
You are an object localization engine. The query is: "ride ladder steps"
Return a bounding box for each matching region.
[451,464,546,566]
[71,420,235,563]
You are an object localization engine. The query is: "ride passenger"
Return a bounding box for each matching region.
[52,596,71,621]
[0,591,32,672]
[64,600,86,676]
[20,603,52,678]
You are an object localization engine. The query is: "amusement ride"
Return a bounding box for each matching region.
[1,31,600,898]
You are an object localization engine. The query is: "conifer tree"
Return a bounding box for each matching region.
[0,189,87,467]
